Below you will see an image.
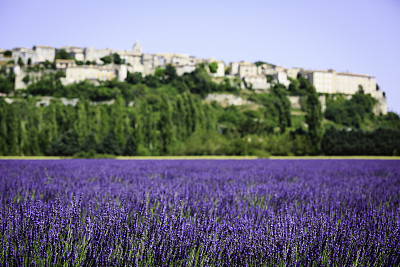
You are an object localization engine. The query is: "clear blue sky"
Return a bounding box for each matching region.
[1,0,399,113]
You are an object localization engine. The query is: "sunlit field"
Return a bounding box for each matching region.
[1,159,399,266]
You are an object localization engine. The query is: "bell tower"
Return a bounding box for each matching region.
[132,41,142,54]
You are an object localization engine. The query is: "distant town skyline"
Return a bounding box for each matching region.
[1,0,399,113]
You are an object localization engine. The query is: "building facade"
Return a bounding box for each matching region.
[33,45,55,62]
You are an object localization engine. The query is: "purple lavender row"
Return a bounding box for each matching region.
[1,159,399,265]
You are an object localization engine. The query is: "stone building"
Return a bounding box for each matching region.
[238,61,258,78]
[55,59,76,70]
[286,67,302,79]
[205,58,225,77]
[229,62,239,75]
[307,70,377,95]
[12,47,37,65]
[61,64,127,85]
[59,46,85,61]
[243,75,270,90]
[84,47,112,64]
[257,63,276,76]
[307,70,386,114]
[33,45,55,62]
[273,71,290,88]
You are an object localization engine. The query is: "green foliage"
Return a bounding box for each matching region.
[4,50,12,57]
[99,130,122,155]
[304,77,322,154]
[26,71,65,96]
[22,75,30,84]
[154,67,166,81]
[159,94,173,154]
[288,77,308,96]
[17,57,24,67]
[45,129,80,156]
[55,49,72,60]
[208,62,218,73]
[73,150,116,158]
[42,60,55,69]
[271,84,291,133]
[112,53,122,64]
[100,55,112,65]
[126,72,143,85]
[322,126,400,155]
[325,92,376,128]
[1,61,398,157]
[376,112,400,129]
[254,61,274,67]
[165,64,177,83]
[0,67,15,94]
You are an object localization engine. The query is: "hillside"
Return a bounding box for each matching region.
[0,65,399,156]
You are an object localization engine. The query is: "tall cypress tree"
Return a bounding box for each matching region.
[174,95,186,140]
[159,93,173,154]
[74,100,88,147]
[0,100,8,155]
[6,103,21,155]
[110,97,126,149]
[305,82,322,154]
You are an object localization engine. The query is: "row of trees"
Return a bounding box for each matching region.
[0,66,15,94]
[322,127,400,155]
[0,93,217,156]
[23,64,239,102]
[324,92,377,127]
[2,62,399,156]
[0,76,327,156]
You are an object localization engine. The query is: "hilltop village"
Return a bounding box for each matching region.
[0,42,387,114]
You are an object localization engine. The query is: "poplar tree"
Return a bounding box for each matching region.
[110,97,126,149]
[6,104,21,155]
[305,82,322,154]
[159,93,173,154]
[74,100,88,146]
[0,100,8,155]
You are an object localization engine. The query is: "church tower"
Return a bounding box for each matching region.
[132,41,142,54]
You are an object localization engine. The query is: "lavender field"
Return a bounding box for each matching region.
[1,159,400,266]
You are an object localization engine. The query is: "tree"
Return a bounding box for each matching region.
[0,67,15,94]
[110,97,126,149]
[27,58,32,66]
[74,101,88,146]
[2,103,21,155]
[305,81,322,154]
[224,67,231,75]
[55,49,72,60]
[112,53,122,64]
[144,74,160,88]
[271,84,291,133]
[154,67,166,82]
[45,129,80,156]
[126,72,143,85]
[165,64,177,83]
[100,55,112,65]
[22,75,30,84]
[100,130,122,155]
[159,94,173,154]
[4,50,12,57]
[124,135,137,155]
[18,57,24,67]
[208,62,218,73]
